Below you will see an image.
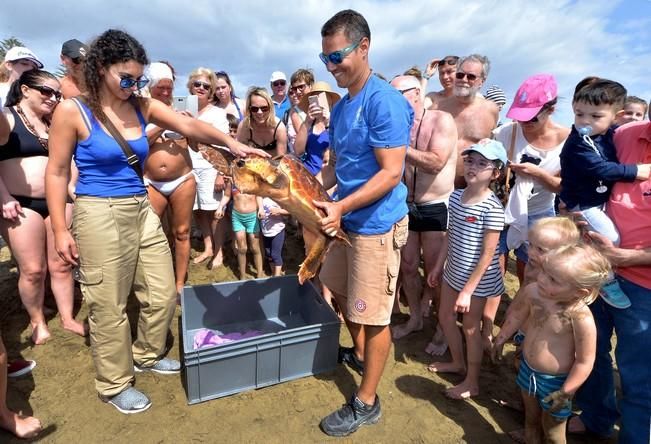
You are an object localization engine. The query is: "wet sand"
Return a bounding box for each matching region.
[0,227,614,443]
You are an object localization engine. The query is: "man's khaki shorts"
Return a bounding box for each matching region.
[320,216,408,326]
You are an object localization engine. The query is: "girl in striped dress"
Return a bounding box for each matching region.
[426,139,507,400]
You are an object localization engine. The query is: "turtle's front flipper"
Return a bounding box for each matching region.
[298,232,330,285]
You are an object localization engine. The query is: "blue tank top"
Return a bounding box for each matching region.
[73,99,149,197]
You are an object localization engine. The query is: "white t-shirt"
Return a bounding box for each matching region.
[260,198,285,237]
[493,122,565,215]
[190,105,229,169]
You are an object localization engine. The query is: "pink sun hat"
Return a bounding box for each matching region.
[506,74,558,122]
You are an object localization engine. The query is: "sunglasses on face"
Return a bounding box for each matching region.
[31,85,62,101]
[250,105,270,113]
[71,57,84,65]
[319,40,360,65]
[524,109,549,124]
[455,72,479,82]
[119,76,149,90]
[289,83,307,94]
[192,81,212,91]
[272,80,286,87]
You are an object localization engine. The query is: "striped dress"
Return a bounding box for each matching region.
[443,189,505,297]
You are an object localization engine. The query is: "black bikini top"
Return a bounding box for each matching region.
[248,120,281,151]
[0,107,49,161]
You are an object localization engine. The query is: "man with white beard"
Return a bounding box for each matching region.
[431,54,498,188]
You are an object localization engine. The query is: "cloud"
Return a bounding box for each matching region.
[2,0,649,124]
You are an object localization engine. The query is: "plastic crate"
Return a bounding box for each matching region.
[181,275,340,404]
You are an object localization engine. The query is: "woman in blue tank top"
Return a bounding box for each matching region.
[45,29,267,415]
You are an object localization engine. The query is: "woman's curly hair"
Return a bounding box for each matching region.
[83,29,148,122]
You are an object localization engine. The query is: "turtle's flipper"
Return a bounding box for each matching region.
[198,144,235,176]
[298,232,330,285]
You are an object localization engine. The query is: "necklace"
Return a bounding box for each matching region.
[15,105,49,150]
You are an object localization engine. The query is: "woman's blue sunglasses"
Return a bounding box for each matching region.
[319,41,360,65]
[120,76,149,90]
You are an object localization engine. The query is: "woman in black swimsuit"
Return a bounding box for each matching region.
[0,70,86,344]
[237,87,287,158]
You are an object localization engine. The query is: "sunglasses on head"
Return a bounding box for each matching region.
[439,57,459,67]
[398,87,417,95]
[192,80,212,90]
[119,76,149,90]
[31,84,62,101]
[455,72,478,82]
[250,105,270,113]
[319,40,360,65]
[272,80,286,87]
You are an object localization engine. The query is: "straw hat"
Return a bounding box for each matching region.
[298,81,341,113]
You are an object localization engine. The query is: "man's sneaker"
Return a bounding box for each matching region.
[102,387,151,415]
[338,346,364,376]
[134,357,181,375]
[7,359,36,378]
[320,394,381,437]
[600,279,631,309]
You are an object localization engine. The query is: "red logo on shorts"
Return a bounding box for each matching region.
[354,299,367,312]
[465,216,477,223]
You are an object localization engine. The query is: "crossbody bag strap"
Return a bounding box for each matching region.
[76,96,144,181]
[503,121,518,194]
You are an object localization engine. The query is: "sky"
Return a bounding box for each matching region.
[1,0,650,125]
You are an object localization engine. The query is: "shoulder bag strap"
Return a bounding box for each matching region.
[76,96,144,181]
[503,121,518,194]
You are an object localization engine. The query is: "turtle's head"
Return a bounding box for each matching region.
[232,155,285,194]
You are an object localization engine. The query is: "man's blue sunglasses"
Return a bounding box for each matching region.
[319,41,360,65]
[120,76,149,90]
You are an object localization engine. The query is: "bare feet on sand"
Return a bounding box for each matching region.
[192,251,213,265]
[391,318,423,340]
[0,411,42,439]
[426,361,466,374]
[62,318,88,337]
[424,328,448,356]
[445,381,479,400]
[208,252,223,270]
[30,323,51,345]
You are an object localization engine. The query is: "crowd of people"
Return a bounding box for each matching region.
[0,8,649,443]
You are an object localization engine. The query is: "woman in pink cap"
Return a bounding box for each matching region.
[485,74,570,358]
[492,74,569,283]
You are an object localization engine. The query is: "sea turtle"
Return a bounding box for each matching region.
[198,145,351,284]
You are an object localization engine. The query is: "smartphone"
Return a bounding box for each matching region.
[308,95,319,108]
[172,95,199,117]
[309,93,330,119]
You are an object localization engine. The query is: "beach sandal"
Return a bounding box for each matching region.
[7,359,36,378]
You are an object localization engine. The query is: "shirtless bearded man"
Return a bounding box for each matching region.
[389,75,457,342]
[431,54,498,188]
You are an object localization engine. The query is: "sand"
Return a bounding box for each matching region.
[0,228,614,443]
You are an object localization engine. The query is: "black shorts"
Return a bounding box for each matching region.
[407,201,448,232]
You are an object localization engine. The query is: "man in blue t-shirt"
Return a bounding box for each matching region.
[314,9,413,437]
